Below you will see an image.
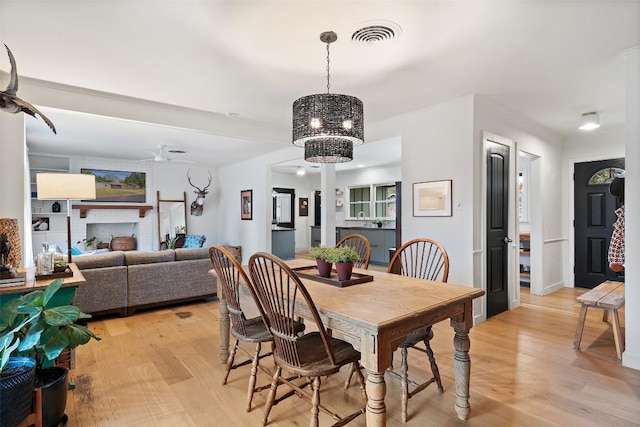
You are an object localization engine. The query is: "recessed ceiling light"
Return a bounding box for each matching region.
[579,112,600,131]
[358,164,365,168]
[296,166,306,176]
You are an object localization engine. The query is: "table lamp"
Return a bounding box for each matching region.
[36,173,96,263]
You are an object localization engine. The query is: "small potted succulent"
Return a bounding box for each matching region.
[328,246,360,281]
[308,246,334,278]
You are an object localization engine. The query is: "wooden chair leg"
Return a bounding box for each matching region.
[573,304,588,349]
[424,338,443,393]
[401,347,409,423]
[310,376,321,427]
[247,342,261,412]
[263,366,281,426]
[223,339,239,385]
[343,363,356,390]
[603,310,609,323]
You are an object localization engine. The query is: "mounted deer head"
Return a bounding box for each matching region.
[187,170,212,216]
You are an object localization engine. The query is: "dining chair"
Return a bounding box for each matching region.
[248,252,367,427]
[387,238,449,422]
[209,245,276,412]
[335,234,371,269]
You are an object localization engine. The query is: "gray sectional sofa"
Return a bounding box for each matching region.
[72,247,216,317]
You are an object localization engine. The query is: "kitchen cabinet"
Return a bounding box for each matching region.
[272,228,295,260]
[338,227,396,266]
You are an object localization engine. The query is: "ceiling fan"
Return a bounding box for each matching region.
[139,144,194,163]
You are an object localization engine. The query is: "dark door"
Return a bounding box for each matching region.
[486,141,510,318]
[314,191,321,226]
[574,158,625,288]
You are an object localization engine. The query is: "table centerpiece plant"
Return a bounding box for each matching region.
[329,246,360,281]
[308,246,334,278]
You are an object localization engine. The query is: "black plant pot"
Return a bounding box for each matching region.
[37,367,69,427]
[0,357,36,427]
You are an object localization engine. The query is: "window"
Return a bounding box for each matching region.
[588,167,624,185]
[348,186,370,218]
[375,184,396,219]
[347,183,396,220]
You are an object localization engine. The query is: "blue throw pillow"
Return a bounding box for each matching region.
[183,235,206,248]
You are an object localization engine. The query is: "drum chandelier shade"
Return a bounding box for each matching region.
[292,31,364,163]
[304,139,354,163]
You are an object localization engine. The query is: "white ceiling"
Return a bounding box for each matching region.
[2,1,639,173]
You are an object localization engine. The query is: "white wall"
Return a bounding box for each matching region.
[0,113,29,266]
[367,96,476,289]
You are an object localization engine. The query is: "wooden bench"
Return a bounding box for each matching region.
[573,280,625,359]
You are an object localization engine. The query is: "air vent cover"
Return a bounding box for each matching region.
[352,21,401,45]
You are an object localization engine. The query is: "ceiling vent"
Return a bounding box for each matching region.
[352,21,401,45]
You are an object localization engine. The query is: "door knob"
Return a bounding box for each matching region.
[503,236,513,244]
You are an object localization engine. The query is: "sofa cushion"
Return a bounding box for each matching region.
[74,251,126,269]
[175,247,210,261]
[183,235,206,248]
[125,250,175,265]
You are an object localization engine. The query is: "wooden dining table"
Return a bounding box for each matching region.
[214,259,485,426]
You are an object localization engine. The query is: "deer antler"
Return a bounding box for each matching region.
[187,169,212,192]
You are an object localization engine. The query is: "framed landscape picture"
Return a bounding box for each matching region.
[241,189,252,220]
[81,168,146,202]
[413,179,452,217]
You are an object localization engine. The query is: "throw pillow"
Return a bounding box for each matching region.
[183,235,206,248]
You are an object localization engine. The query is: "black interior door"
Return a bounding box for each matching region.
[314,191,321,226]
[574,158,625,288]
[486,141,510,318]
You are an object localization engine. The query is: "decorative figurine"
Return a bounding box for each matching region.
[0,44,57,134]
[0,232,11,267]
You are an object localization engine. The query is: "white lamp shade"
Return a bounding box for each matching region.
[36,173,96,200]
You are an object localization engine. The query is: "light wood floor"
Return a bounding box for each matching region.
[66,280,640,426]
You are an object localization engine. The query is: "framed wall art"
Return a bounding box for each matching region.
[299,197,309,216]
[412,179,452,217]
[241,189,253,220]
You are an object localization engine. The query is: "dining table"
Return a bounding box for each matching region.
[214,259,485,426]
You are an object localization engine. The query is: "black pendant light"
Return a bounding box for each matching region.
[292,31,364,163]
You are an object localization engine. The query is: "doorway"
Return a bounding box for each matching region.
[574,158,625,288]
[486,140,510,318]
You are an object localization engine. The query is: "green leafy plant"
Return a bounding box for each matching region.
[166,236,178,249]
[309,246,359,264]
[0,279,100,371]
[77,236,99,248]
[308,246,333,262]
[329,246,360,264]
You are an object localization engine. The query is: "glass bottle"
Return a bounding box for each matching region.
[37,242,53,275]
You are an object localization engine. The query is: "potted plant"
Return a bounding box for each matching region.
[373,218,387,228]
[77,236,99,251]
[308,246,334,278]
[329,246,360,281]
[0,279,100,427]
[1,310,38,427]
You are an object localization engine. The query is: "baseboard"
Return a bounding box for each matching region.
[543,281,565,295]
[623,351,640,371]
